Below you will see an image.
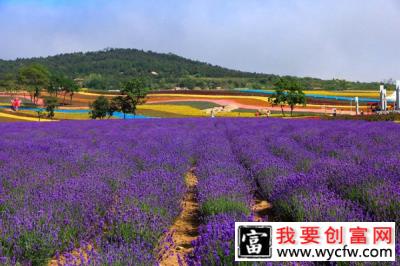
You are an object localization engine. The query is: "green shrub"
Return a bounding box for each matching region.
[17,230,54,266]
[200,197,249,217]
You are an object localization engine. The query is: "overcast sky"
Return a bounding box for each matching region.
[0,0,399,82]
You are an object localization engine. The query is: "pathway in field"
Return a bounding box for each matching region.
[251,191,272,222]
[158,168,199,266]
[48,243,93,266]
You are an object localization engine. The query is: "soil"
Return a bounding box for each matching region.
[158,168,200,266]
[48,244,93,266]
[251,191,272,222]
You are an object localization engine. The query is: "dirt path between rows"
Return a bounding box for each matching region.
[251,191,272,222]
[158,168,199,266]
[48,243,93,266]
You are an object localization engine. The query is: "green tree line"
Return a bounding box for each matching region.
[0,63,79,119]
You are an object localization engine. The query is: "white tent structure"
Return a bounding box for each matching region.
[379,85,387,111]
[387,91,396,101]
[354,96,359,115]
[396,80,400,110]
[386,81,400,109]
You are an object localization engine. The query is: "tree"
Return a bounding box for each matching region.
[62,78,79,105]
[270,77,306,116]
[286,86,306,116]
[337,79,348,90]
[47,74,63,97]
[108,97,120,118]
[89,96,110,119]
[17,64,50,104]
[48,74,79,104]
[111,96,132,119]
[270,87,287,116]
[270,78,289,116]
[68,83,79,104]
[0,73,17,96]
[84,73,107,90]
[120,78,148,117]
[44,96,58,119]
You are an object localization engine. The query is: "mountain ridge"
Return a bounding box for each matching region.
[0,48,381,91]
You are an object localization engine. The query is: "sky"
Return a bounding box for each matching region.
[0,0,400,82]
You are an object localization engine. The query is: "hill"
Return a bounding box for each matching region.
[0,48,382,91]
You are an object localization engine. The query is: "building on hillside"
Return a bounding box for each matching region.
[74,78,85,87]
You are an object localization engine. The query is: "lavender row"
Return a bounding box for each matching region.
[187,121,254,265]
[228,119,399,260]
[0,118,398,265]
[0,120,194,265]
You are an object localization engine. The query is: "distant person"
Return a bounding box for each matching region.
[333,108,337,117]
[16,98,21,111]
[11,98,21,111]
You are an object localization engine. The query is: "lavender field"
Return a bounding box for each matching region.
[0,118,399,265]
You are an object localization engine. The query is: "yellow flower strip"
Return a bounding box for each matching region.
[0,111,55,122]
[138,104,205,116]
[304,90,379,98]
[77,92,118,97]
[148,94,269,102]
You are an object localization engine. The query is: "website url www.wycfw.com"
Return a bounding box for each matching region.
[277,245,393,261]
[235,222,395,262]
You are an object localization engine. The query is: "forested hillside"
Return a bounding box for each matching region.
[0,48,381,90]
